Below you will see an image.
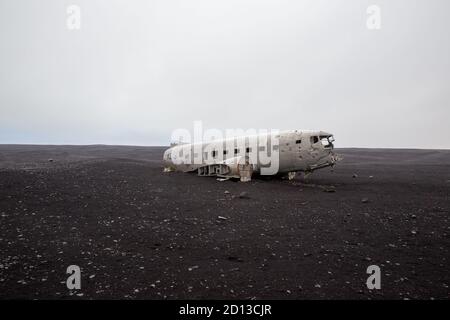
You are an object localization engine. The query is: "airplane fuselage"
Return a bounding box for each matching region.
[163,130,338,181]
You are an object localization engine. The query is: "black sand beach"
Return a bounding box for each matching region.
[0,145,449,299]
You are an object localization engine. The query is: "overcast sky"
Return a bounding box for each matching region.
[0,0,449,148]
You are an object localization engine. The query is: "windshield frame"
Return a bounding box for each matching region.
[320,135,334,149]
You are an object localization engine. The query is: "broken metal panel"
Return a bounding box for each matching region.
[198,164,231,177]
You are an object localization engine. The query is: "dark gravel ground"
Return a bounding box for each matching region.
[0,145,449,299]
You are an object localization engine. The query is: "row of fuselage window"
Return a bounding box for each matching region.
[174,139,304,160]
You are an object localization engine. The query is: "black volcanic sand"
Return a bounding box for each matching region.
[0,145,449,299]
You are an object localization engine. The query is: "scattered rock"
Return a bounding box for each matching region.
[217,216,227,220]
[361,198,369,203]
[323,186,336,193]
[239,192,249,199]
[352,173,358,178]
[228,256,244,262]
[224,190,230,194]
[188,265,199,271]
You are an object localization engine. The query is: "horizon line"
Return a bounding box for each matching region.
[1,143,450,151]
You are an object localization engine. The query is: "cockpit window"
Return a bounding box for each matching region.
[311,136,319,144]
[320,135,334,148]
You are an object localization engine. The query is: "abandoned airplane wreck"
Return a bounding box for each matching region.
[163,130,340,182]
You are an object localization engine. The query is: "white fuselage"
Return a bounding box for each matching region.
[163,130,338,179]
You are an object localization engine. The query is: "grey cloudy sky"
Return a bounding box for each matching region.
[0,0,449,148]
